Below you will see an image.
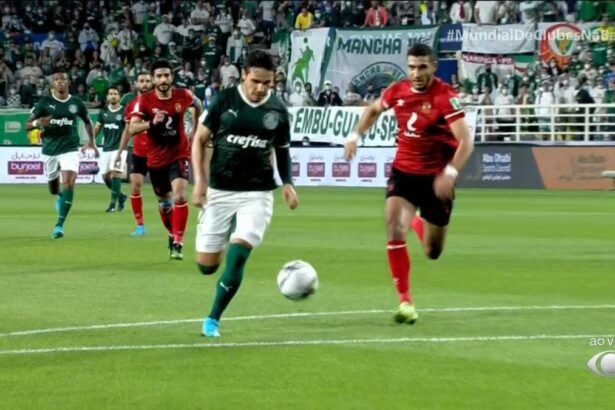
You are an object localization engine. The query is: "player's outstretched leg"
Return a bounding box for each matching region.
[103,173,116,212]
[169,175,189,260]
[203,242,252,337]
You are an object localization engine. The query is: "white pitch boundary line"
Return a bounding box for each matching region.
[1,304,614,339]
[0,334,610,356]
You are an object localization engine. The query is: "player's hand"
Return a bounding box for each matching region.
[433,173,456,201]
[114,152,122,168]
[152,110,169,125]
[344,139,358,161]
[81,142,100,158]
[37,116,52,127]
[191,182,207,208]
[282,184,298,210]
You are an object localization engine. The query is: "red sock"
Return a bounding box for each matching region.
[411,215,424,242]
[387,240,412,304]
[130,194,144,225]
[158,205,174,235]
[172,201,189,244]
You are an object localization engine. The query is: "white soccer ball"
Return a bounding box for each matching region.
[277,260,319,301]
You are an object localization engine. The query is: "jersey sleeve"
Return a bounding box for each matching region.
[131,94,149,120]
[202,93,221,133]
[436,86,465,124]
[274,109,291,148]
[124,100,134,122]
[31,99,46,118]
[77,99,91,123]
[380,83,398,110]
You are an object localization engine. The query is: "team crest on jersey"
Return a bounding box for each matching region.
[175,103,182,113]
[263,112,280,130]
[421,102,432,113]
[449,97,462,110]
[68,104,78,114]
[116,114,122,121]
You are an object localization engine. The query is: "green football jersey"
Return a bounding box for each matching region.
[97,105,126,152]
[203,86,290,191]
[31,94,90,156]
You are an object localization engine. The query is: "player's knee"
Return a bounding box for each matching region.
[63,180,75,190]
[173,192,187,204]
[197,263,220,275]
[386,221,406,241]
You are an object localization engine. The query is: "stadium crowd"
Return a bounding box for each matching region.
[0,0,614,116]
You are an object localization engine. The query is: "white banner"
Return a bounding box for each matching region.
[323,27,438,96]
[289,147,394,187]
[288,106,477,146]
[287,28,330,92]
[1,146,103,184]
[461,23,536,54]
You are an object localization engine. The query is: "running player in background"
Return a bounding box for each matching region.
[25,70,98,239]
[191,49,298,338]
[344,43,474,325]
[129,60,202,259]
[116,73,153,236]
[94,86,128,213]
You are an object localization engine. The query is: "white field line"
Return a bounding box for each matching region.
[0,334,610,356]
[1,304,614,338]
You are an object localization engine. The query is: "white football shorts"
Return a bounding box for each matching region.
[43,151,80,181]
[100,149,127,176]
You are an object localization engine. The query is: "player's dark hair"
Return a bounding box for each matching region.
[151,59,173,73]
[407,43,436,62]
[136,71,151,80]
[106,85,121,94]
[244,49,276,72]
[52,67,68,76]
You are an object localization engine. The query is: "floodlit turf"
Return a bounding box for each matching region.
[1,184,614,409]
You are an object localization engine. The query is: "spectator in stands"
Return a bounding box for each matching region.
[462,85,481,105]
[556,75,576,140]
[574,77,595,139]
[215,8,233,47]
[496,1,518,24]
[260,1,276,43]
[191,1,211,26]
[154,15,176,49]
[237,9,257,43]
[535,81,555,139]
[274,81,289,104]
[450,0,472,23]
[176,17,192,42]
[317,80,343,107]
[183,29,202,63]
[474,0,499,25]
[303,82,318,106]
[86,85,103,108]
[577,0,600,22]
[477,64,498,94]
[364,1,389,27]
[226,29,245,65]
[19,57,43,84]
[495,86,515,138]
[420,1,438,25]
[220,55,240,88]
[343,84,363,106]
[175,61,195,88]
[6,85,21,108]
[396,1,416,25]
[363,83,378,103]
[295,6,314,30]
[166,42,181,66]
[19,76,35,109]
[288,82,304,107]
[579,62,598,82]
[131,0,149,31]
[540,0,565,22]
[79,23,101,58]
[202,34,223,72]
[519,0,541,23]
[604,78,615,137]
[41,31,65,61]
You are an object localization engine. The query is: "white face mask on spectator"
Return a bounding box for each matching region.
[584,64,591,70]
[294,85,302,93]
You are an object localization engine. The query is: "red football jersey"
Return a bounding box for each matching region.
[124,97,149,157]
[131,88,194,168]
[381,77,464,175]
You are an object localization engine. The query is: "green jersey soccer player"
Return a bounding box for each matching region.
[26,70,98,239]
[191,49,299,337]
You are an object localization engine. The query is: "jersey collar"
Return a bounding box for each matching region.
[51,93,71,103]
[238,84,271,108]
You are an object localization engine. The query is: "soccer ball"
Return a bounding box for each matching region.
[277,260,319,301]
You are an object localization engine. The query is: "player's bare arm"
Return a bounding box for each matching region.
[191,122,212,208]
[25,113,52,130]
[128,115,152,136]
[82,117,99,157]
[115,126,131,167]
[189,97,203,141]
[276,144,298,210]
[344,98,387,161]
[433,117,474,201]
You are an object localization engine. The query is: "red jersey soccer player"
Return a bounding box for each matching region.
[344,44,474,324]
[116,72,153,237]
[129,60,202,260]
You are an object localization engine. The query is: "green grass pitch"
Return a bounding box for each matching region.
[0,184,614,409]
